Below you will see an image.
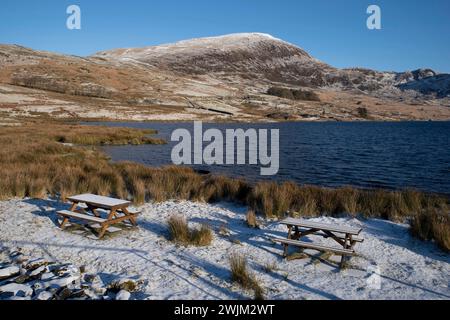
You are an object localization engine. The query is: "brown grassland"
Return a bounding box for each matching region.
[0,121,448,251]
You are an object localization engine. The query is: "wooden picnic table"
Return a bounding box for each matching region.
[273,217,363,268]
[57,194,139,239]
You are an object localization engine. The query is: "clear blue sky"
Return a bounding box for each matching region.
[1,0,449,72]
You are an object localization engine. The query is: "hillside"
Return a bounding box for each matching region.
[1,33,449,123]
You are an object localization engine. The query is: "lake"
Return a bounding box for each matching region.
[87,121,450,195]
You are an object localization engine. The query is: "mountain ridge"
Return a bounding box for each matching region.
[0,33,449,123]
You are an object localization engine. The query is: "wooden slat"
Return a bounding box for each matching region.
[67,194,131,210]
[296,229,364,243]
[280,217,362,235]
[272,238,355,256]
[57,210,106,224]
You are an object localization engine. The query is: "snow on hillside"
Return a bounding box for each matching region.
[95,33,311,60]
[0,198,448,300]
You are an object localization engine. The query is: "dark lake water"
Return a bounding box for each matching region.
[87,121,450,195]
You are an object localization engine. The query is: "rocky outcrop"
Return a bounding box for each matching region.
[0,249,143,300]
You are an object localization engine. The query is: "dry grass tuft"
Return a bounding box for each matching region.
[167,215,190,244]
[190,224,214,247]
[246,209,259,228]
[167,215,213,247]
[229,253,264,300]
[411,201,450,252]
[262,261,278,273]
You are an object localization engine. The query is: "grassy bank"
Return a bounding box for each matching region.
[0,122,448,251]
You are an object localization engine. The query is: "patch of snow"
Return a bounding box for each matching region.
[0,198,448,300]
[0,266,20,279]
[115,290,131,300]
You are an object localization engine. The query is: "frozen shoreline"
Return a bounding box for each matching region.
[0,198,449,300]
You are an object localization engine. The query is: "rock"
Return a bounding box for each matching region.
[0,283,33,297]
[83,273,97,283]
[83,289,100,300]
[35,291,53,301]
[79,265,86,274]
[56,287,72,300]
[0,266,20,280]
[0,292,14,299]
[108,278,138,292]
[32,282,44,291]
[8,295,32,300]
[91,283,107,295]
[115,290,130,300]
[25,258,48,271]
[40,272,56,281]
[70,289,86,299]
[45,275,80,289]
[51,264,79,277]
[30,265,48,277]
[19,267,27,275]
[12,254,28,265]
[14,274,31,284]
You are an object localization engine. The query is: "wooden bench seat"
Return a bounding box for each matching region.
[124,208,141,215]
[272,238,355,256]
[57,210,107,224]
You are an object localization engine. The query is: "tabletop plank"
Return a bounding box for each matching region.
[280,217,362,235]
[67,194,131,209]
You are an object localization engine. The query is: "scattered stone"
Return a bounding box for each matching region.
[51,264,79,277]
[0,292,14,299]
[56,287,73,300]
[45,275,80,289]
[70,289,86,299]
[35,291,53,301]
[83,273,97,283]
[0,266,20,280]
[14,274,31,284]
[0,250,143,301]
[25,258,48,271]
[11,254,28,265]
[115,290,131,300]
[41,272,56,281]
[91,284,107,295]
[83,289,100,300]
[30,265,48,277]
[0,283,33,297]
[9,295,32,300]
[108,278,138,292]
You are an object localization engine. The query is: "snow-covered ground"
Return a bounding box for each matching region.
[0,198,449,300]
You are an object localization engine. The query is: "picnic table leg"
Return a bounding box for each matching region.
[340,233,351,269]
[97,209,117,239]
[69,202,78,212]
[60,217,69,230]
[283,225,293,257]
[121,207,138,226]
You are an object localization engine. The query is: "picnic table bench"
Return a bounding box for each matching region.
[57,194,140,239]
[273,217,363,268]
